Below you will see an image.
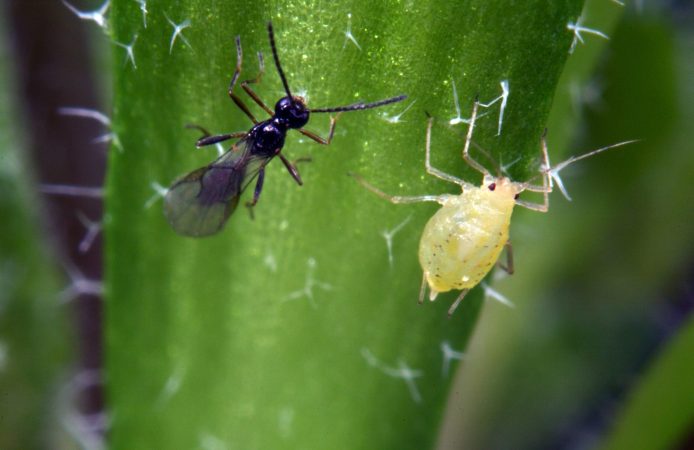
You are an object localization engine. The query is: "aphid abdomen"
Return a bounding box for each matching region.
[418,188,515,297]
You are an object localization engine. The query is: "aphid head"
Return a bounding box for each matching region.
[275,96,310,129]
[483,174,499,190]
[486,175,521,198]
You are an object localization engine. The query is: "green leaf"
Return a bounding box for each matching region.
[107,1,583,448]
[600,315,694,450]
[436,6,694,450]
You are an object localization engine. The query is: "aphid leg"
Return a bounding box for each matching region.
[447,289,469,317]
[424,116,468,187]
[418,273,428,304]
[227,35,259,124]
[278,154,304,186]
[461,98,491,176]
[525,129,552,192]
[498,240,515,275]
[516,132,551,212]
[519,179,551,210]
[515,198,549,212]
[240,52,275,117]
[349,173,448,205]
[244,168,266,219]
[298,113,342,145]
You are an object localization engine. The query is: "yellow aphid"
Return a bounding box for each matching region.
[352,99,634,316]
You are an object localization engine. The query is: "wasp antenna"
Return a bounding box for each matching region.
[267,21,293,99]
[311,94,407,113]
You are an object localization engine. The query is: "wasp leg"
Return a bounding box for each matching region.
[196,132,247,147]
[185,124,247,147]
[293,156,312,164]
[227,36,259,124]
[279,154,309,186]
[245,168,266,220]
[298,113,342,145]
[185,123,214,137]
[240,52,274,117]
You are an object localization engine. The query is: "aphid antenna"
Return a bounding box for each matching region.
[431,109,500,177]
[469,140,502,177]
[521,137,639,197]
[267,22,293,100]
[310,95,407,113]
[499,155,522,177]
[549,139,639,173]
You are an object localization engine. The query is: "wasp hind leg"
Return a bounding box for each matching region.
[244,168,266,220]
[185,124,247,147]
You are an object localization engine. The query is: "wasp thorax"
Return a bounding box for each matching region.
[275,96,310,129]
[253,122,285,153]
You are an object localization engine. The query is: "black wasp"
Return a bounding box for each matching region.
[164,22,406,237]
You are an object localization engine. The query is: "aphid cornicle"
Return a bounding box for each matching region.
[164,22,406,237]
[352,99,635,316]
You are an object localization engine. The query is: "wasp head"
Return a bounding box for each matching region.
[275,96,310,129]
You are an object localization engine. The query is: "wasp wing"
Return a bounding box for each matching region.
[164,138,271,237]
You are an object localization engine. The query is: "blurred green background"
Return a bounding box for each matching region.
[0,0,692,449]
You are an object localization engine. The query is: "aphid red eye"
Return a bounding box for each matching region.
[488,183,496,191]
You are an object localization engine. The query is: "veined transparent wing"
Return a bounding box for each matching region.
[164,138,272,237]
